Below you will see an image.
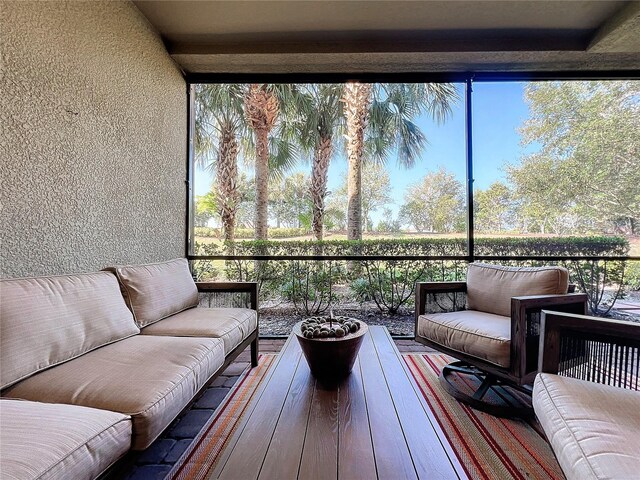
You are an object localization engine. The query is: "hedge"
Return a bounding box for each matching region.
[191,236,630,315]
[195,236,628,257]
[194,226,310,239]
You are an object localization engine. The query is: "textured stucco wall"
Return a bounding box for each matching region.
[0,1,186,278]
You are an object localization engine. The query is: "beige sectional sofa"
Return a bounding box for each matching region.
[0,258,258,479]
[533,311,640,480]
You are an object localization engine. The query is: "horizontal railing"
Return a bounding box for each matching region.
[189,254,640,262]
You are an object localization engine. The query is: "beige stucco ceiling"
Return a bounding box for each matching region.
[133,0,640,73]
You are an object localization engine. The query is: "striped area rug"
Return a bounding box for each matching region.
[404,354,564,480]
[169,353,563,480]
[169,354,278,480]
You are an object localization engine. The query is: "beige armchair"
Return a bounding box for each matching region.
[415,262,587,417]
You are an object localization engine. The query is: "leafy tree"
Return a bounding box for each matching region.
[269,172,312,229]
[506,155,586,234]
[234,173,256,229]
[375,208,403,233]
[474,181,517,233]
[194,191,218,227]
[400,167,465,233]
[513,81,640,234]
[342,83,459,240]
[323,199,347,232]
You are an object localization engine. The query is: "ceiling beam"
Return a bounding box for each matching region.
[588,1,640,52]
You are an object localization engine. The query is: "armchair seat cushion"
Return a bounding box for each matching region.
[533,373,640,480]
[141,307,257,355]
[417,310,511,367]
[3,335,225,450]
[0,399,131,480]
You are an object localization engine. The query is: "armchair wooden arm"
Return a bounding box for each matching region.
[196,282,258,311]
[538,311,640,389]
[510,293,587,382]
[415,281,466,316]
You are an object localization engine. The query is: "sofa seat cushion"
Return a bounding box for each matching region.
[141,307,257,355]
[417,310,511,367]
[107,258,199,328]
[4,335,225,450]
[0,399,131,480]
[533,373,640,480]
[467,263,569,317]
[0,272,139,389]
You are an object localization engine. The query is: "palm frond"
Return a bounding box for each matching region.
[268,136,300,180]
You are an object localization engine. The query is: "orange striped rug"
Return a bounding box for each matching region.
[169,353,564,480]
[404,354,564,480]
[168,354,278,480]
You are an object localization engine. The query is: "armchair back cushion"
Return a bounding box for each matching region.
[107,258,198,328]
[466,263,569,317]
[0,272,139,389]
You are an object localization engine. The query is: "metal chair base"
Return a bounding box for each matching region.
[439,361,534,419]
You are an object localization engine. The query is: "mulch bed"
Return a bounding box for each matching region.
[259,303,415,337]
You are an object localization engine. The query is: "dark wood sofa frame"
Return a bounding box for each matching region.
[414,281,587,416]
[196,281,259,368]
[538,310,640,388]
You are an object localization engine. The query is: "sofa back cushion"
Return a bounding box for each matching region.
[107,258,198,328]
[466,263,569,317]
[0,272,139,389]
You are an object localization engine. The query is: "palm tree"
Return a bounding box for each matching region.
[342,82,459,240]
[244,84,280,240]
[194,84,246,242]
[297,85,344,240]
[243,84,309,240]
[343,82,373,240]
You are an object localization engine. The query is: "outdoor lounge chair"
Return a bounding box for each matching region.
[414,262,588,417]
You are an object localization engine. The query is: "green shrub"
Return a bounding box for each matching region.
[474,236,628,256]
[283,261,344,315]
[194,227,310,239]
[190,259,219,282]
[194,226,218,238]
[192,236,630,315]
[625,260,640,291]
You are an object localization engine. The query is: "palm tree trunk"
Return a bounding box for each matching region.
[344,83,372,241]
[254,127,270,240]
[244,84,279,241]
[216,127,239,243]
[311,134,332,241]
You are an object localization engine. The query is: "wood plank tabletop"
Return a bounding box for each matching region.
[215,326,466,480]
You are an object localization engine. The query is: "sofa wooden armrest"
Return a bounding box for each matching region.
[196,281,259,367]
[538,311,640,386]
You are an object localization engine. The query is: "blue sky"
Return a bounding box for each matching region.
[195,82,535,221]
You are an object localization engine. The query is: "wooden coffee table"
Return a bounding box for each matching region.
[212,326,466,479]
